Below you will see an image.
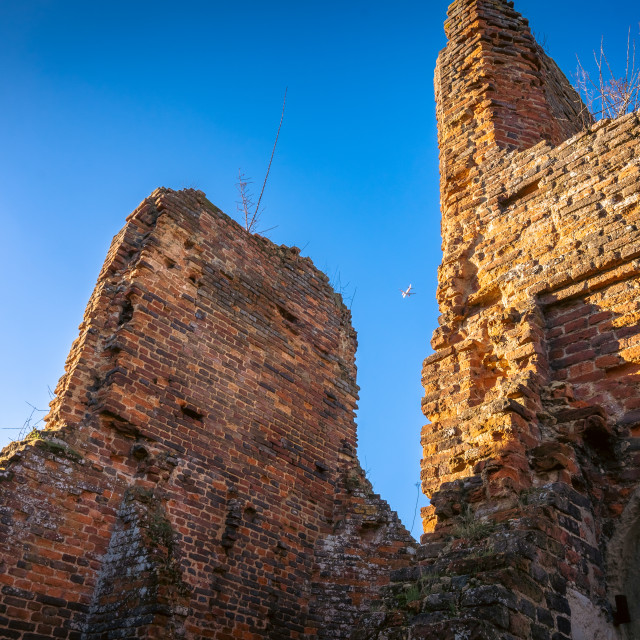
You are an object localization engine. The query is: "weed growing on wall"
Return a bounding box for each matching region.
[236,89,287,233]
[574,26,640,123]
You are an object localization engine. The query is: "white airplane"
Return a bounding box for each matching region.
[400,284,416,298]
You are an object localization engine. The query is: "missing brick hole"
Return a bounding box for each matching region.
[220,270,234,282]
[360,521,383,542]
[165,258,177,269]
[584,424,615,459]
[131,443,149,460]
[315,461,329,474]
[499,179,541,209]
[614,594,631,625]
[276,304,298,324]
[99,410,140,438]
[451,459,466,474]
[184,238,195,249]
[118,300,134,326]
[180,404,204,422]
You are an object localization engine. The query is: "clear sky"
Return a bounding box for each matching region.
[0,0,638,539]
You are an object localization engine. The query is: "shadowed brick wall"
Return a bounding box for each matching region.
[0,188,414,639]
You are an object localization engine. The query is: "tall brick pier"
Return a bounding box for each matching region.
[358,0,640,638]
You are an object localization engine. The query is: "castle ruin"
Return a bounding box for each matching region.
[1,0,639,638]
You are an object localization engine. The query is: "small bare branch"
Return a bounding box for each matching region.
[236,88,287,234]
[236,170,256,232]
[573,27,640,122]
[255,88,287,223]
[15,401,47,440]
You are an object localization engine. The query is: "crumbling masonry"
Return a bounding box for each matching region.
[0,188,414,639]
[1,0,639,638]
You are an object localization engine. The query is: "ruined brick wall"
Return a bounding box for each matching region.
[356,1,640,639]
[0,188,414,639]
[434,0,586,198]
[2,1,639,637]
[424,110,640,513]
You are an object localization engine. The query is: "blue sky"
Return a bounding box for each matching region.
[0,0,637,539]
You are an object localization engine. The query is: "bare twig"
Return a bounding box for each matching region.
[255,88,287,223]
[574,26,640,123]
[348,287,357,311]
[236,88,288,234]
[329,269,358,310]
[8,402,48,441]
[236,170,255,232]
[532,30,549,54]
[411,481,421,534]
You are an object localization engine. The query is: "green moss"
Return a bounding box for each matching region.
[32,435,83,462]
[402,584,422,605]
[452,507,497,541]
[344,466,375,497]
[147,505,191,597]
[149,509,175,550]
[128,486,154,503]
[125,488,192,598]
[393,573,445,609]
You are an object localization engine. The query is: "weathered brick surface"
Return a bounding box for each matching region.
[356,0,639,639]
[422,109,640,506]
[311,457,416,639]
[2,0,639,637]
[424,0,640,528]
[0,189,414,638]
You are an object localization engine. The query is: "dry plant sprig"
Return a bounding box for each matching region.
[574,26,640,123]
[236,88,287,234]
[236,170,256,232]
[1,402,48,441]
[328,268,357,310]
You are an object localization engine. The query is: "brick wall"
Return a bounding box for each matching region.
[2,0,639,637]
[423,109,640,511]
[355,0,640,638]
[0,189,414,638]
[435,0,587,210]
[545,274,640,429]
